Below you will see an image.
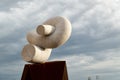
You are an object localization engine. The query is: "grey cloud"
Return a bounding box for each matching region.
[51,28,120,58]
[0,0,33,11]
[0,60,25,80]
[1,0,120,80]
[0,0,18,11]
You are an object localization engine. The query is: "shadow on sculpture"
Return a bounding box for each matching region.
[21,16,72,80]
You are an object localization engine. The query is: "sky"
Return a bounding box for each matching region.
[0,0,120,80]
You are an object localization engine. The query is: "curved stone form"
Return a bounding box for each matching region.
[21,16,72,63]
[22,44,52,63]
[27,16,72,48]
[37,25,55,36]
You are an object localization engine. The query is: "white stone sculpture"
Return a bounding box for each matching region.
[21,16,72,63]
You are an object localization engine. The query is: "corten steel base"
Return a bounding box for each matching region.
[21,61,68,80]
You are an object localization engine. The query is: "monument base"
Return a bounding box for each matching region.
[21,61,68,80]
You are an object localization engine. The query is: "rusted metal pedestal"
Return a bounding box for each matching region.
[21,61,68,80]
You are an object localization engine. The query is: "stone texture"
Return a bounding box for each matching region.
[21,44,52,63]
[27,16,72,48]
[21,16,72,63]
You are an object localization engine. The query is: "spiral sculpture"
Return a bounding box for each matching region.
[21,16,72,63]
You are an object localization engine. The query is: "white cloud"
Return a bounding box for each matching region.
[51,47,120,80]
[1,0,120,80]
[73,0,120,39]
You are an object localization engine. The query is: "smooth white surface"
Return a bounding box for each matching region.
[37,25,55,36]
[27,16,72,48]
[21,44,52,63]
[22,16,72,63]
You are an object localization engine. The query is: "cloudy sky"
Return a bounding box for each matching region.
[0,0,120,80]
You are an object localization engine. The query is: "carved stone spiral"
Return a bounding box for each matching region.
[21,16,72,63]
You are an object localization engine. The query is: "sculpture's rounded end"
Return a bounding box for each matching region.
[37,25,55,36]
[21,44,35,62]
[21,44,52,63]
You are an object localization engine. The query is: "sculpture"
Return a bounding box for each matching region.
[21,16,72,63]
